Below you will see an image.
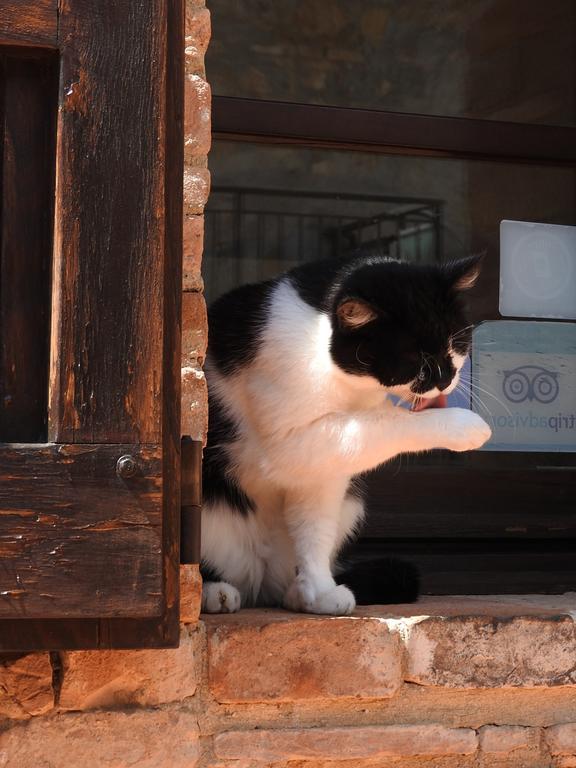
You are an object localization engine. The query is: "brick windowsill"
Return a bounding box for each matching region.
[204,594,576,703]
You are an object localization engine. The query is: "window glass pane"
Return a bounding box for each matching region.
[205,141,576,318]
[204,141,576,592]
[207,0,576,126]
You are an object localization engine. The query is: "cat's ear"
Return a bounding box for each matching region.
[337,299,378,328]
[445,253,484,292]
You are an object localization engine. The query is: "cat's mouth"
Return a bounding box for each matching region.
[411,393,448,412]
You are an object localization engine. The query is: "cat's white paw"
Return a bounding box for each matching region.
[283,578,356,616]
[443,408,492,452]
[202,581,241,613]
[311,584,356,616]
[283,576,316,613]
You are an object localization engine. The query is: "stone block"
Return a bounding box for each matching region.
[479,725,535,754]
[183,214,204,292]
[58,625,200,710]
[185,74,211,160]
[0,709,200,768]
[547,723,576,755]
[206,611,403,702]
[0,653,53,719]
[405,616,576,688]
[184,167,210,215]
[214,724,478,761]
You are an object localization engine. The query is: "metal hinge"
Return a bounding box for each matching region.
[180,436,202,564]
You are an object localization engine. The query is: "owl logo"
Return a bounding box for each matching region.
[502,365,559,404]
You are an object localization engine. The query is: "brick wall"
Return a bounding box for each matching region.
[2,599,576,767]
[181,0,210,444]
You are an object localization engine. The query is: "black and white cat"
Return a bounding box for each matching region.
[201,253,491,615]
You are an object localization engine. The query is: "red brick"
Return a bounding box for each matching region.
[215,724,478,761]
[547,723,576,755]
[181,365,207,441]
[181,291,207,440]
[184,167,210,215]
[58,625,201,710]
[185,5,210,75]
[182,291,207,367]
[181,564,202,624]
[183,214,204,291]
[0,653,53,719]
[479,725,535,754]
[184,74,211,160]
[0,709,200,768]
[405,615,576,688]
[206,611,403,702]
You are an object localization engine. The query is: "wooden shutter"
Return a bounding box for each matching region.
[0,0,184,649]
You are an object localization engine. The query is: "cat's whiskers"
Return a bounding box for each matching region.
[411,394,422,411]
[456,381,518,439]
[354,344,370,368]
[450,324,474,342]
[455,381,495,429]
[471,380,515,421]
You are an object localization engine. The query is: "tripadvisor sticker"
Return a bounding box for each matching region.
[471,321,576,452]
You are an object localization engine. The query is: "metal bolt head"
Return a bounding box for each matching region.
[116,454,138,479]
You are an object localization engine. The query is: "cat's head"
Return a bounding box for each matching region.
[329,255,481,403]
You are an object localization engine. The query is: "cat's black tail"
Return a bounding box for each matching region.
[336,557,420,604]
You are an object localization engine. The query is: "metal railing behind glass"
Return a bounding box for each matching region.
[204,187,443,301]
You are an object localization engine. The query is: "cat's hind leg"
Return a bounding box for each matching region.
[200,561,242,613]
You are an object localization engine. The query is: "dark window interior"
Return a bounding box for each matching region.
[0,49,57,443]
[204,0,576,594]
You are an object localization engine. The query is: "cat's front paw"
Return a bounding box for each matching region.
[443,409,492,452]
[202,581,241,613]
[312,585,356,616]
[283,577,356,616]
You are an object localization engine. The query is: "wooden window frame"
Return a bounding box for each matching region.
[210,94,576,593]
[212,96,576,164]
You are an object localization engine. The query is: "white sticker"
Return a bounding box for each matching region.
[500,220,576,320]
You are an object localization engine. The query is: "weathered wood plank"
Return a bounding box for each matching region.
[0,1,58,48]
[0,53,57,442]
[0,618,179,651]
[49,0,171,444]
[0,620,99,651]
[0,444,163,619]
[99,0,184,649]
[0,616,180,652]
